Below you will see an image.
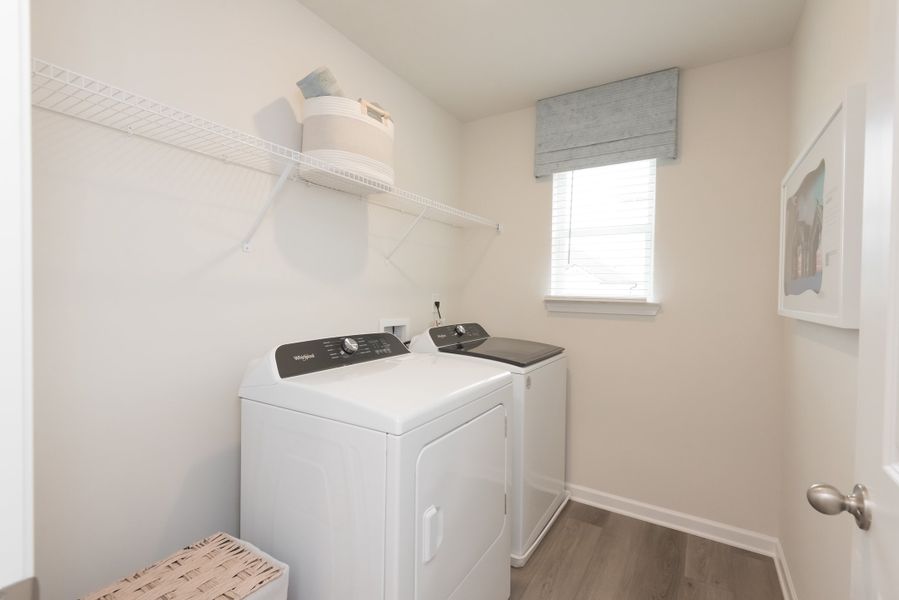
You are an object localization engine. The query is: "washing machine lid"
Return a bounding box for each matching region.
[439,337,564,368]
[422,323,564,368]
[239,333,511,435]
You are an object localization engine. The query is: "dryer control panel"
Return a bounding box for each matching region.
[429,322,489,347]
[275,333,409,378]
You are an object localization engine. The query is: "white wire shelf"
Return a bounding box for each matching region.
[31,58,501,234]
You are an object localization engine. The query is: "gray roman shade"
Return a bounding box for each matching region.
[535,68,679,178]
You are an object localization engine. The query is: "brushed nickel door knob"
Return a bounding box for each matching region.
[807,483,872,530]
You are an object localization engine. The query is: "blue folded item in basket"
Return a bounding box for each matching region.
[296,66,344,99]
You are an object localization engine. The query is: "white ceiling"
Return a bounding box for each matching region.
[299,0,805,121]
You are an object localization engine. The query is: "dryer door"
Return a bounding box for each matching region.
[415,405,508,600]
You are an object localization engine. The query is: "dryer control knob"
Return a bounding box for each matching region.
[454,325,466,336]
[341,337,359,354]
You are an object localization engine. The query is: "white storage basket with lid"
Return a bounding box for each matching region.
[300,96,395,195]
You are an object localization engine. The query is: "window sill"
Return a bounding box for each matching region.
[544,296,661,316]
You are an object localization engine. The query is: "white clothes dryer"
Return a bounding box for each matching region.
[411,323,568,567]
[239,332,513,600]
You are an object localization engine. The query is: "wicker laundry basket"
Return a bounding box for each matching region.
[81,532,288,600]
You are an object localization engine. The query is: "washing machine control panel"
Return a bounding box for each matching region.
[429,322,489,347]
[275,333,409,378]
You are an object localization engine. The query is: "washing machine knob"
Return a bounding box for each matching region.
[341,337,359,354]
[454,324,466,336]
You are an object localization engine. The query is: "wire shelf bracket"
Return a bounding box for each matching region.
[385,207,428,262]
[30,58,503,249]
[241,164,293,253]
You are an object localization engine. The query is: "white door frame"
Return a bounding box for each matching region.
[0,0,34,588]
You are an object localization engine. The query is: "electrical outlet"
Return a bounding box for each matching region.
[431,293,443,327]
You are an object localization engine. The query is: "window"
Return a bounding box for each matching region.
[550,159,657,301]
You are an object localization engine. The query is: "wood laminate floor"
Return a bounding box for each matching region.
[511,502,783,600]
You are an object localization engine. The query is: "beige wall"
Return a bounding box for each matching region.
[31,1,465,597]
[457,49,790,536]
[780,0,870,598]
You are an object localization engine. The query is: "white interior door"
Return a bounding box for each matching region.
[0,0,34,590]
[849,0,899,596]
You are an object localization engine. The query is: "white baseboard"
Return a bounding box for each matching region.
[774,540,798,600]
[566,483,796,600]
[566,483,778,555]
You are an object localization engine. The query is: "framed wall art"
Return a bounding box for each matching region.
[778,85,866,328]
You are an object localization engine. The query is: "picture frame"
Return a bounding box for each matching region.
[778,85,866,329]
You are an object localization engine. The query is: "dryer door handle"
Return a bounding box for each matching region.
[422,505,444,564]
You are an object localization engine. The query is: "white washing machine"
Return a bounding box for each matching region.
[411,323,568,567]
[239,332,513,600]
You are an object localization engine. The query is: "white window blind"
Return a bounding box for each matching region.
[550,159,656,299]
